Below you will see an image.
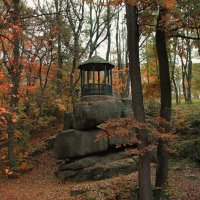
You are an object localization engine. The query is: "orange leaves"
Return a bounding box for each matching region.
[12,25,23,35]
[15,162,33,173]
[0,72,4,79]
[113,0,123,6]
[98,117,147,145]
[12,117,18,123]
[9,83,14,88]
[51,27,60,34]
[144,81,160,101]
[8,33,13,40]
[112,66,128,95]
[5,168,13,176]
[98,116,175,155]
[160,0,177,11]
[54,100,67,111]
[0,133,8,142]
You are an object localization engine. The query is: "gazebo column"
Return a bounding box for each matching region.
[104,65,107,94]
[98,70,100,95]
[87,71,89,85]
[80,70,83,95]
[78,55,115,97]
[93,66,95,95]
[110,70,112,94]
[108,69,110,85]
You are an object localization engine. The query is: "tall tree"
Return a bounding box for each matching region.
[0,0,23,168]
[155,6,171,199]
[126,3,152,200]
[106,0,111,61]
[55,0,63,97]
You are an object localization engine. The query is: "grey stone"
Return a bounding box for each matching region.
[56,170,79,181]
[59,157,98,170]
[120,99,134,118]
[63,112,73,130]
[53,129,108,159]
[109,137,130,147]
[73,99,121,130]
[56,154,139,181]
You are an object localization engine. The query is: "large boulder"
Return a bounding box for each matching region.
[175,138,200,162]
[63,112,73,130]
[73,99,122,130]
[53,129,108,160]
[53,128,136,160]
[120,98,134,118]
[55,152,139,181]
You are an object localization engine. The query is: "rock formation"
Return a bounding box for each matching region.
[53,98,137,182]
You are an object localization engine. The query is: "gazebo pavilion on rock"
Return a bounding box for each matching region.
[78,55,115,100]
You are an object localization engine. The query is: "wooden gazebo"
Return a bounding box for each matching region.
[78,56,115,96]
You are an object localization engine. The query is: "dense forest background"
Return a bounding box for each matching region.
[0,0,200,199]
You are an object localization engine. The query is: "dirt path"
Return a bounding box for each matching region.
[1,150,200,200]
[0,150,138,200]
[0,151,75,200]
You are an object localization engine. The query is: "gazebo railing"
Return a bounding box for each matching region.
[81,84,112,96]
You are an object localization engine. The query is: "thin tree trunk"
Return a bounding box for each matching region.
[180,56,187,102]
[146,40,150,85]
[170,39,179,104]
[70,37,78,111]
[116,7,122,68]
[55,0,63,96]
[106,1,111,61]
[186,38,192,103]
[155,7,171,199]
[7,0,21,168]
[126,4,152,200]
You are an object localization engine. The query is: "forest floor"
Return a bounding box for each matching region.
[1,114,200,199]
[1,148,200,200]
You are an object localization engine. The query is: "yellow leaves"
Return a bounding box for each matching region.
[0,133,8,142]
[14,130,22,138]
[54,99,67,111]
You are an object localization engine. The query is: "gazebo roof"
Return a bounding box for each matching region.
[78,55,115,69]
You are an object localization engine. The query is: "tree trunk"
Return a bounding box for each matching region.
[126,4,152,200]
[7,0,21,168]
[55,0,63,96]
[186,38,192,103]
[7,118,15,168]
[106,1,111,61]
[116,7,122,68]
[155,7,171,199]
[170,39,179,104]
[181,65,187,102]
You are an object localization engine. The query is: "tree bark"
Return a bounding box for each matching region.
[7,0,21,168]
[155,7,171,199]
[106,1,111,61]
[116,7,122,68]
[55,0,63,96]
[186,37,192,103]
[126,4,152,200]
[170,39,179,104]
